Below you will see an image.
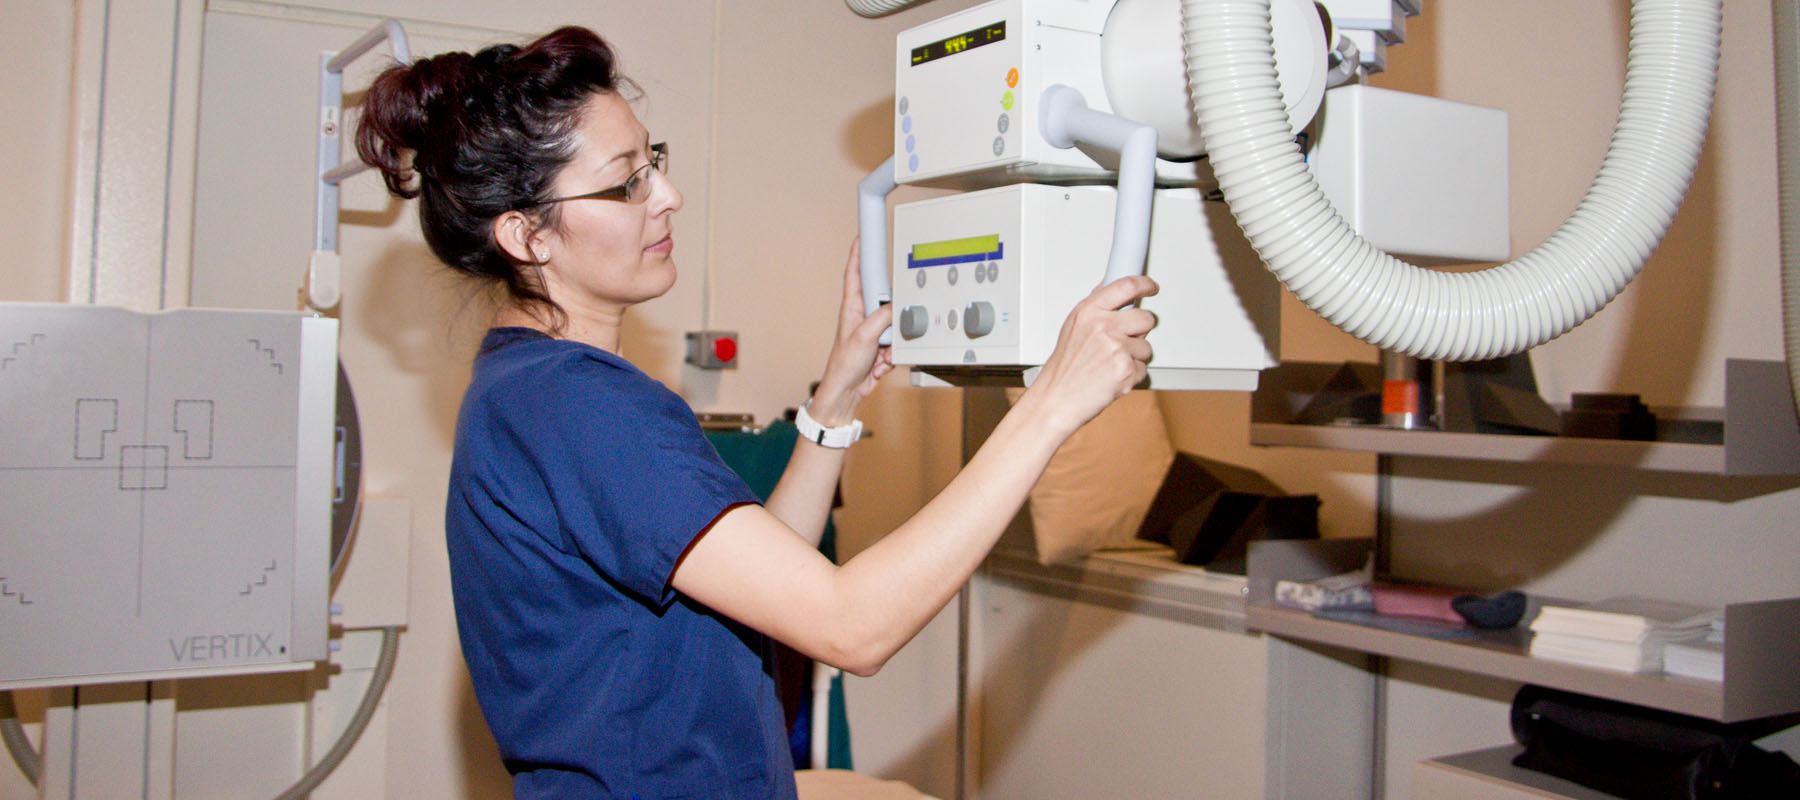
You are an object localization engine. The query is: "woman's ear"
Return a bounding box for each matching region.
[493,211,546,265]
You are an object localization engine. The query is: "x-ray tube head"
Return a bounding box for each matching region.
[1102,0,1326,159]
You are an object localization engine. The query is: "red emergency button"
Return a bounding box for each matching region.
[712,335,737,364]
[685,330,739,369]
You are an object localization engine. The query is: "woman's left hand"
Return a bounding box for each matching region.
[808,238,894,425]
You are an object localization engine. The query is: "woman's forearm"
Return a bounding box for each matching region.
[763,439,848,548]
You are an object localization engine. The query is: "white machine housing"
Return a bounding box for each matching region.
[1309,84,1509,264]
[894,0,1326,187]
[0,305,336,689]
[892,185,1280,390]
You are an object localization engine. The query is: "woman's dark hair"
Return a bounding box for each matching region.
[356,27,637,318]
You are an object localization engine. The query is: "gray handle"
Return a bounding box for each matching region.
[858,156,898,345]
[1039,84,1158,289]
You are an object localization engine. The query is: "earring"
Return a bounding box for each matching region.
[536,250,549,263]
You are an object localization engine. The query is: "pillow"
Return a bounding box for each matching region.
[1016,389,1176,566]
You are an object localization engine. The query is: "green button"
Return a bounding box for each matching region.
[1001,90,1014,111]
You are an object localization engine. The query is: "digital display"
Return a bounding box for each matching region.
[909,234,1003,269]
[911,21,1006,67]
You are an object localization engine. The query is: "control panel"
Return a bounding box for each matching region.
[891,185,1280,390]
[894,0,1327,189]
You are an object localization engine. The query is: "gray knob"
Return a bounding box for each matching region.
[899,305,930,340]
[963,301,996,338]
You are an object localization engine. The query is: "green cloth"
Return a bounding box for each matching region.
[703,419,852,769]
[704,419,835,560]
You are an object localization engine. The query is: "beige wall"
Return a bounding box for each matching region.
[3,0,1797,798]
[0,4,74,798]
[0,2,74,304]
[0,1,962,797]
[1363,2,1800,796]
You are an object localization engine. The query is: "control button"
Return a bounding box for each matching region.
[997,113,1009,134]
[902,116,912,134]
[899,305,930,340]
[947,308,959,331]
[898,97,909,115]
[905,134,916,153]
[1002,90,1014,111]
[915,269,927,288]
[974,265,986,283]
[993,136,1005,156]
[964,301,996,338]
[908,153,919,172]
[986,262,999,282]
[712,335,738,363]
[947,266,958,285]
[1006,68,1019,88]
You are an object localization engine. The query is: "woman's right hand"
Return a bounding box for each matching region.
[1019,275,1160,436]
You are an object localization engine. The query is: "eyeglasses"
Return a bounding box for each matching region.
[536,142,668,206]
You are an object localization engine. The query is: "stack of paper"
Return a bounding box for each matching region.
[1664,617,1727,682]
[1528,596,1720,674]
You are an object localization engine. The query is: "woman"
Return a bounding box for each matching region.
[358,26,1157,800]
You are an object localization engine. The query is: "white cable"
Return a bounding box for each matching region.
[0,693,39,786]
[1182,0,1722,361]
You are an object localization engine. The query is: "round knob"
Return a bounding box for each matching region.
[963,301,996,338]
[899,305,930,340]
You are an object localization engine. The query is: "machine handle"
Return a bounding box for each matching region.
[858,156,898,345]
[1039,84,1158,291]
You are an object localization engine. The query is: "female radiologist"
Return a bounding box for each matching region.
[357,26,1158,800]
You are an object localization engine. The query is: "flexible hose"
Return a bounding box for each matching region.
[0,692,41,786]
[273,626,402,800]
[844,0,931,18]
[0,628,400,794]
[1182,0,1722,361]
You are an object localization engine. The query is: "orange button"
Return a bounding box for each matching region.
[1006,68,1019,88]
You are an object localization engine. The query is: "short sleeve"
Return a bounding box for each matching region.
[479,350,757,605]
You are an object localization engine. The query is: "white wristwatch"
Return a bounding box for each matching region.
[795,400,863,448]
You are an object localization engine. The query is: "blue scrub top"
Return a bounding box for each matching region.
[445,327,795,800]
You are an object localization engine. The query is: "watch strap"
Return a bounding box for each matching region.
[795,401,863,448]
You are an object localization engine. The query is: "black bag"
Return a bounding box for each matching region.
[1510,685,1800,800]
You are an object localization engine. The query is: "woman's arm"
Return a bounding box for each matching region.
[673,274,1158,676]
[762,239,893,547]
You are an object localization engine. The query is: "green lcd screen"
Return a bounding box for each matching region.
[911,21,1006,67]
[909,234,1003,269]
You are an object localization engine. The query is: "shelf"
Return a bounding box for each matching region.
[1412,746,1620,800]
[1248,359,1800,476]
[1245,540,1800,723]
[1249,422,1737,472]
[982,545,1249,633]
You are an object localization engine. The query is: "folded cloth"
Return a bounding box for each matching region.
[1276,579,1374,612]
[1273,554,1375,612]
[1370,583,1466,625]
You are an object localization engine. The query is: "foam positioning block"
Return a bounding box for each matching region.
[1138,453,1320,573]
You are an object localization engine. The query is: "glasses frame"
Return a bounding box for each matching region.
[535,142,668,206]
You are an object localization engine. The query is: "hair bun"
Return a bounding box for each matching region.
[355,51,479,198]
